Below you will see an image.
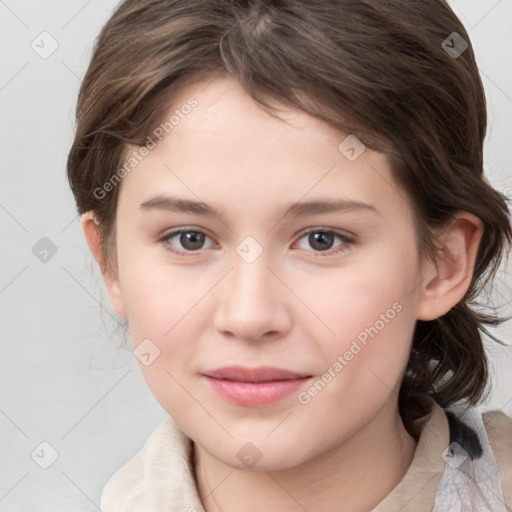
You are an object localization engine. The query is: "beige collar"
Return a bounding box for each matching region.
[370,399,450,512]
[101,400,449,512]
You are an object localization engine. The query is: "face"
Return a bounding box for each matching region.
[109,75,425,470]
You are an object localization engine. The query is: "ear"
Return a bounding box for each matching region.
[416,211,484,321]
[81,212,127,319]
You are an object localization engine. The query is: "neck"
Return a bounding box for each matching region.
[194,401,418,512]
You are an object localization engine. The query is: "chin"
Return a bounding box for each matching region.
[202,436,315,473]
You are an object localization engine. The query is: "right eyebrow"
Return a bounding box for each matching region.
[139,195,224,218]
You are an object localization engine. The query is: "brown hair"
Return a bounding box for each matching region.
[67,0,511,435]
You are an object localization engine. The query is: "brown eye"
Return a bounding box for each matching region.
[294,229,355,256]
[308,231,335,251]
[179,231,206,250]
[161,229,214,255]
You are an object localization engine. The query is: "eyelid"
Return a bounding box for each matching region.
[294,226,356,242]
[158,226,217,256]
[159,226,356,257]
[291,228,356,256]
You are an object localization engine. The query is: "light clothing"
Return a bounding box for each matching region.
[100,398,512,511]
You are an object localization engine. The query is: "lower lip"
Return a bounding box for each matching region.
[204,376,311,407]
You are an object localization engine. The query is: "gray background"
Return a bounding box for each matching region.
[1,1,511,510]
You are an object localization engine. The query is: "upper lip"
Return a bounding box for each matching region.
[202,366,311,382]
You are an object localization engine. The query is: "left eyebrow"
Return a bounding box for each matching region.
[283,199,379,217]
[139,195,379,218]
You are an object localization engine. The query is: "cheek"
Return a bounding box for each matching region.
[118,245,204,336]
[124,272,208,414]
[307,243,418,342]
[118,255,213,383]
[304,241,418,391]
[297,296,415,433]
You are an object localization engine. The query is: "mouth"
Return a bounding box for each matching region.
[201,366,312,407]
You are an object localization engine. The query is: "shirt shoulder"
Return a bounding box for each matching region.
[430,403,511,511]
[100,415,205,512]
[482,409,512,509]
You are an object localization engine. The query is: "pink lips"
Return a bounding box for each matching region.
[202,366,312,407]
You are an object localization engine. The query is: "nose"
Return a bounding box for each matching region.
[212,250,292,342]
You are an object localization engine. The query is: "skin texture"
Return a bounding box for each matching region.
[82,75,483,511]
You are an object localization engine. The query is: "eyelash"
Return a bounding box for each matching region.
[159,227,356,258]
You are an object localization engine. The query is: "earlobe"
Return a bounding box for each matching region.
[416,212,483,321]
[81,212,127,319]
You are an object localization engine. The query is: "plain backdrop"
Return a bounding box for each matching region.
[1,1,511,510]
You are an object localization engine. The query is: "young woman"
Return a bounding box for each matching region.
[67,1,512,510]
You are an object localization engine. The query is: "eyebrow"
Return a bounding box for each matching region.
[139,195,379,218]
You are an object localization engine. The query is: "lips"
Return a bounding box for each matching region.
[203,366,311,382]
[201,366,312,407]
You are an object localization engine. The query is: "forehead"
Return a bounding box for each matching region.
[117,75,410,222]
[165,75,350,157]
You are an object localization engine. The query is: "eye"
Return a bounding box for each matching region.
[160,228,215,255]
[293,229,355,256]
[159,227,355,257]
